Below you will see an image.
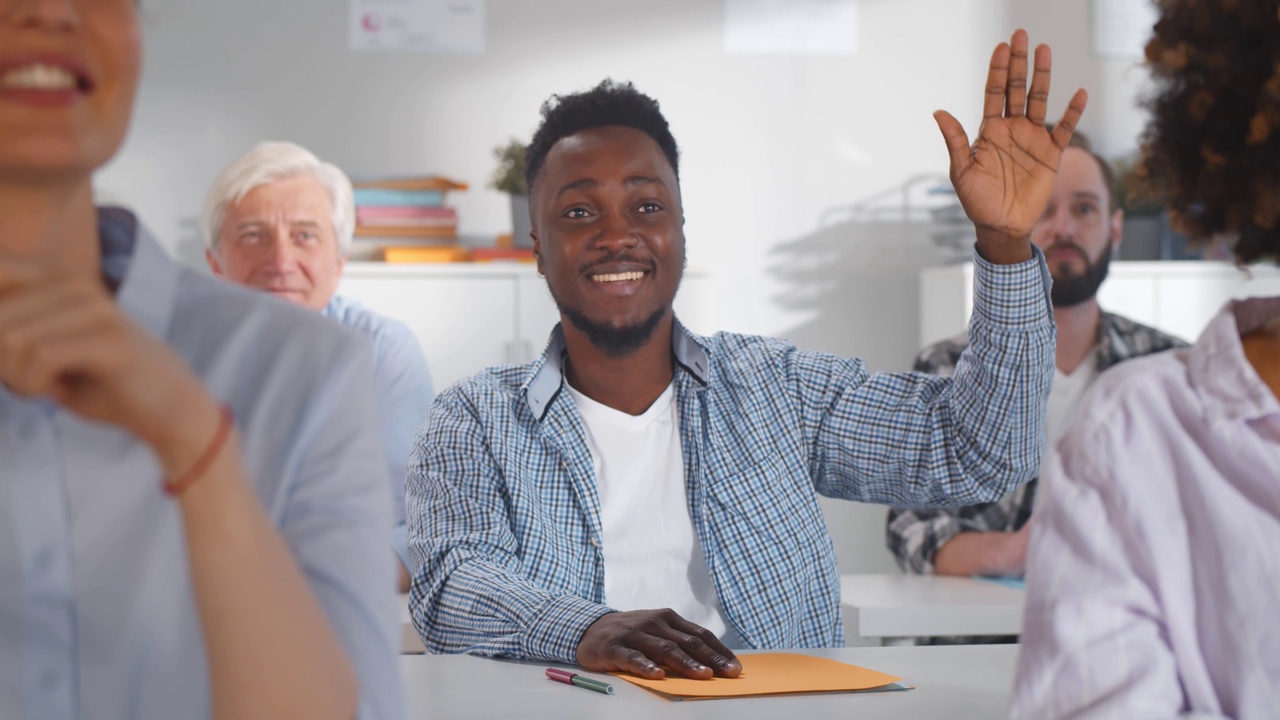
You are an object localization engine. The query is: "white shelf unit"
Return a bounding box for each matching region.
[920,261,1280,348]
[338,263,712,391]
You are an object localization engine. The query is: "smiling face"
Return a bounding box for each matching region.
[206,174,346,312]
[0,0,140,183]
[1030,147,1124,307]
[531,125,685,357]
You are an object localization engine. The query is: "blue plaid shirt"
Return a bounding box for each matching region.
[407,248,1053,661]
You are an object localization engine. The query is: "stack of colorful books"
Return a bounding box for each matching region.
[351,176,469,262]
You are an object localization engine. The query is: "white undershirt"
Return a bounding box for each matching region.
[566,381,731,642]
[1046,350,1101,452]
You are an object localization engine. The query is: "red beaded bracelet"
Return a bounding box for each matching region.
[164,404,234,497]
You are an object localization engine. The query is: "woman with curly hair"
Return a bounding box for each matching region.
[1012,1,1280,718]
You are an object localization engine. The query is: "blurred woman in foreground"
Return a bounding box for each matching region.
[1013,1,1280,718]
[0,1,402,718]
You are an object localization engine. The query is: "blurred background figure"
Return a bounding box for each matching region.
[204,141,436,591]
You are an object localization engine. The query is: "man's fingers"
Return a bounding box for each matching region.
[633,635,714,680]
[1026,44,1052,124]
[934,110,972,177]
[1005,29,1029,118]
[664,617,742,677]
[1050,87,1089,149]
[982,41,1011,120]
[610,646,665,679]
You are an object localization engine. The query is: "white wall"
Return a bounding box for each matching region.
[96,0,1154,574]
[1010,0,1153,159]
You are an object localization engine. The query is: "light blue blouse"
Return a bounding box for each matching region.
[0,208,404,720]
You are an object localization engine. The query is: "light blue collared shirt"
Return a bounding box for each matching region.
[0,208,404,720]
[323,295,434,572]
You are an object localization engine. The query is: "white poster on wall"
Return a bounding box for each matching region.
[724,0,859,56]
[1091,0,1158,59]
[350,0,486,54]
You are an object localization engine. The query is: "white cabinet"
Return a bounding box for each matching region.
[919,261,1280,347]
[339,263,713,391]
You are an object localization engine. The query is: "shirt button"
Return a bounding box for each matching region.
[589,536,600,548]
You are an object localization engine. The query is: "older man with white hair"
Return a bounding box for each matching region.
[204,141,433,591]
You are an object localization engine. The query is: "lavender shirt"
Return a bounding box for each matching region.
[1013,297,1280,719]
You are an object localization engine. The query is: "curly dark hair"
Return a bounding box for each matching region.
[523,79,680,196]
[1134,0,1280,264]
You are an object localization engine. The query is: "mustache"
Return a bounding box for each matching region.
[581,254,656,273]
[1045,242,1090,263]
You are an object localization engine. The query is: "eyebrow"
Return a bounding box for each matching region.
[553,175,668,198]
[1072,192,1103,202]
[233,220,323,230]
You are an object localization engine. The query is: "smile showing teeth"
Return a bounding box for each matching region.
[591,271,645,283]
[0,64,78,91]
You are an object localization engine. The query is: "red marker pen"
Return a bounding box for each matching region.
[545,667,615,695]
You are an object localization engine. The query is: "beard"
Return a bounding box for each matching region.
[557,304,669,358]
[1049,241,1112,308]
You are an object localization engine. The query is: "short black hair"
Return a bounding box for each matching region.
[524,79,680,195]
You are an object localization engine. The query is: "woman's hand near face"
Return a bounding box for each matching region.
[0,254,223,473]
[0,251,363,720]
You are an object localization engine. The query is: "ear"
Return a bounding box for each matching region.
[531,229,545,275]
[205,247,222,275]
[1110,208,1124,252]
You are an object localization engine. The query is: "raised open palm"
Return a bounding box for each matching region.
[935,30,1089,262]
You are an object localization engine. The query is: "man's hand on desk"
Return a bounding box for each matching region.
[575,609,743,680]
[935,521,1031,577]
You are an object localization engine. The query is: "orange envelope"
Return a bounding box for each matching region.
[612,653,907,701]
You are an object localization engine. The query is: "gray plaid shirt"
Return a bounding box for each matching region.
[885,310,1188,574]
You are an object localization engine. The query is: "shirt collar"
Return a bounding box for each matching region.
[99,206,180,342]
[1095,310,1121,367]
[1188,296,1280,425]
[523,316,710,420]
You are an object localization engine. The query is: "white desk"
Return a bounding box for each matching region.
[404,575,1025,653]
[401,645,1017,719]
[399,594,426,654]
[841,574,1025,645]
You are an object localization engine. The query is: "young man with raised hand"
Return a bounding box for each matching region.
[408,30,1085,680]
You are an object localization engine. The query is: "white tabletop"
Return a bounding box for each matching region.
[841,574,1025,642]
[403,574,1027,653]
[399,595,426,653]
[400,644,1017,719]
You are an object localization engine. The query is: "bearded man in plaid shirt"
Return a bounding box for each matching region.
[886,131,1186,581]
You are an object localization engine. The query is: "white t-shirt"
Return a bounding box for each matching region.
[1046,351,1101,451]
[566,381,731,642]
